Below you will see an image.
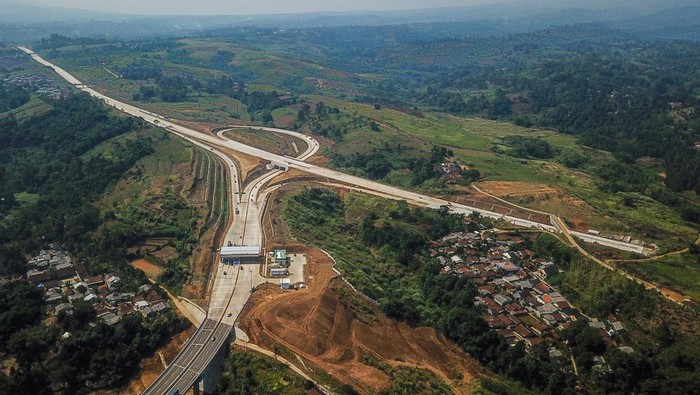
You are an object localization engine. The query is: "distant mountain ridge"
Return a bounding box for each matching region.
[0,0,698,42]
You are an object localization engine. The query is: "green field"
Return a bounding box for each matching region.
[1,192,39,225]
[309,95,586,182]
[36,38,698,253]
[621,252,700,301]
[0,94,52,120]
[218,349,314,395]
[298,95,697,251]
[224,128,308,157]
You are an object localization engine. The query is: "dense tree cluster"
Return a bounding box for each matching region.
[416,30,700,194]
[0,93,190,393]
[0,84,30,112]
[0,94,153,276]
[535,234,700,393]
[497,136,556,160]
[33,34,107,50]
[217,350,314,395]
[330,145,453,186]
[0,287,187,395]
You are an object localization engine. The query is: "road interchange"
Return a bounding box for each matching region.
[20,47,675,393]
[20,45,646,254]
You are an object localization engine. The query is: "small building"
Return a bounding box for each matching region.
[494,294,512,307]
[101,312,121,326]
[280,278,293,290]
[67,293,85,302]
[151,301,170,312]
[538,262,558,278]
[53,263,76,280]
[85,275,104,286]
[45,289,63,304]
[273,249,289,266]
[589,320,606,330]
[270,267,289,277]
[514,324,534,340]
[118,303,135,315]
[220,245,262,264]
[140,305,154,316]
[549,348,564,358]
[618,346,635,354]
[536,303,559,316]
[138,284,152,294]
[27,269,50,284]
[145,290,163,304]
[75,262,90,281]
[106,275,121,290]
[55,303,73,316]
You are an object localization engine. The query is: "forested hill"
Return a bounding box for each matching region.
[412,27,700,194]
[0,88,193,394]
[218,24,700,197]
[0,93,151,275]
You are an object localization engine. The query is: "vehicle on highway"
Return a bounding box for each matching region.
[227,312,232,317]
[211,336,216,342]
[170,389,179,395]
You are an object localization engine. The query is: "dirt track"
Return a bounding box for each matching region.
[239,247,484,394]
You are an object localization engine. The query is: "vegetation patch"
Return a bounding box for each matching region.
[361,352,452,395]
[0,91,190,393]
[218,349,315,395]
[285,187,700,394]
[619,250,700,301]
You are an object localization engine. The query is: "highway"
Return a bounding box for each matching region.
[19,47,664,391]
[20,46,646,254]
[141,146,286,393]
[22,46,649,249]
[219,125,320,161]
[138,134,293,393]
[139,120,245,394]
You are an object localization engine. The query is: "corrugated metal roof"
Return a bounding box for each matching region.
[220,246,261,256]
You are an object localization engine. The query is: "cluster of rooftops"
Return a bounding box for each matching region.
[431,230,631,358]
[27,248,170,326]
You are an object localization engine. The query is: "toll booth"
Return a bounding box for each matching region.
[220,246,262,265]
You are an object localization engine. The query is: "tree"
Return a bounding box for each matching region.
[489,90,512,117]
[273,345,282,360]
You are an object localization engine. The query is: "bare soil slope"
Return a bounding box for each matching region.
[239,248,484,394]
[476,181,596,230]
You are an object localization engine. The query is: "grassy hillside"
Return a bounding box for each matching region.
[218,349,314,395]
[34,34,698,267]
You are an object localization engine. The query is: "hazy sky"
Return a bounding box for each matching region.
[17,0,498,15]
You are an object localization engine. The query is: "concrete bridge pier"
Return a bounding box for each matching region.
[195,329,236,394]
